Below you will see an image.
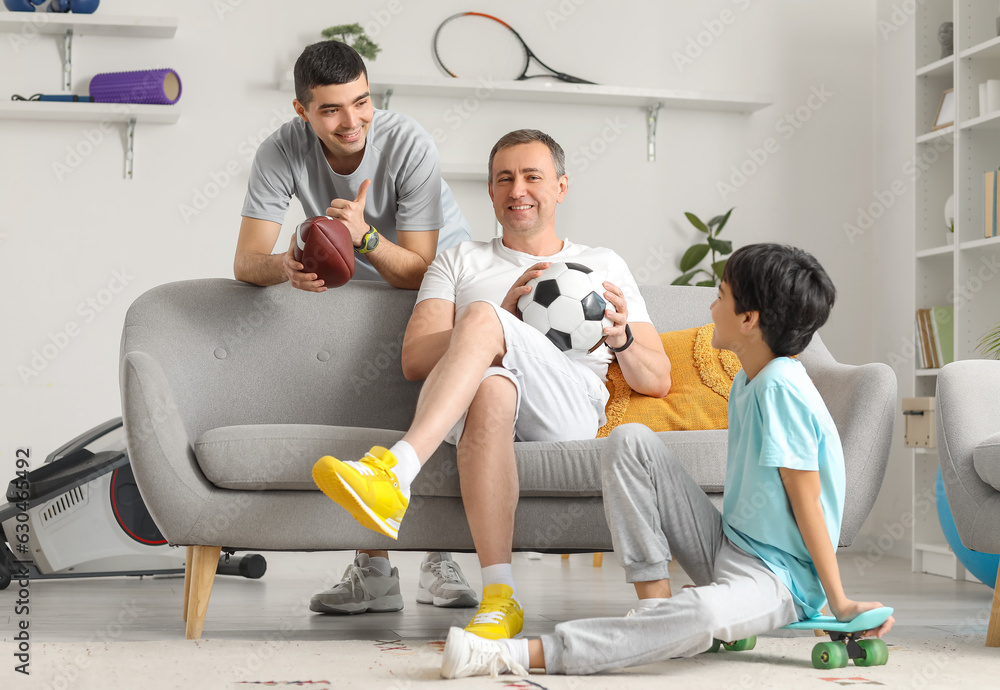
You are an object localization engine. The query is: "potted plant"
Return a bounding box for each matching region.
[671,208,735,287]
[322,23,380,60]
[978,322,1000,359]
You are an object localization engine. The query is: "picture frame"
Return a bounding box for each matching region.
[932,88,955,130]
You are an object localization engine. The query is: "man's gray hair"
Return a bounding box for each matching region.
[488,129,566,180]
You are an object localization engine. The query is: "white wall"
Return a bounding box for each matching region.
[2,1,885,506]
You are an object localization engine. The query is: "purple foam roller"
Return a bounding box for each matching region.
[89,69,182,105]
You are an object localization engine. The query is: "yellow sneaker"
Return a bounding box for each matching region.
[312,446,408,540]
[463,584,524,640]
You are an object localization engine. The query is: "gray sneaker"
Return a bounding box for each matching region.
[309,553,404,615]
[416,552,479,608]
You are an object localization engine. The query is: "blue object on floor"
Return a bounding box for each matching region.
[935,468,999,587]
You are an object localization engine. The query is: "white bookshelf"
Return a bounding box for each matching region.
[911,1,1000,580]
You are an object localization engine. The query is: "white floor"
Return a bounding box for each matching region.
[3,549,995,645]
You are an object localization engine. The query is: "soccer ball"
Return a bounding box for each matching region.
[517,262,614,353]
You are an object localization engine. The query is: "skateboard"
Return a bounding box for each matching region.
[709,606,894,669]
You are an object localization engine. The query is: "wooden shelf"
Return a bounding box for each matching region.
[959,34,1000,61]
[916,55,954,77]
[0,101,180,124]
[0,13,177,38]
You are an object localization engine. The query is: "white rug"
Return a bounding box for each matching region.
[2,631,994,690]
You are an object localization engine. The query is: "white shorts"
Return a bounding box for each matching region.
[444,301,610,446]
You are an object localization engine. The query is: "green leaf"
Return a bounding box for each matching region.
[352,34,381,60]
[710,207,734,236]
[322,23,364,39]
[696,279,717,287]
[712,260,728,280]
[978,322,1000,359]
[671,270,697,285]
[707,237,733,254]
[685,212,710,234]
[679,244,710,272]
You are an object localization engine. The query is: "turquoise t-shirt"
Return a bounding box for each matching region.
[721,356,846,620]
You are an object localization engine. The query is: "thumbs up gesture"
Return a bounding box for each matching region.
[325,179,372,247]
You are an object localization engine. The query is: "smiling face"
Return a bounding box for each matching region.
[488,141,568,238]
[294,75,374,169]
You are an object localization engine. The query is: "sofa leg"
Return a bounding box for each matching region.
[185,545,221,640]
[182,546,193,622]
[988,567,1000,648]
[593,553,603,567]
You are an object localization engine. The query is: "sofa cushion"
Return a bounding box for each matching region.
[974,432,1000,491]
[598,324,740,436]
[193,424,728,496]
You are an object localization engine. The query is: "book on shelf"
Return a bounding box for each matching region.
[914,306,954,370]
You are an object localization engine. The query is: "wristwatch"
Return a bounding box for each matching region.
[355,225,380,254]
[606,324,633,353]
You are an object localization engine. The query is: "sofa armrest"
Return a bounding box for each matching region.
[120,350,215,544]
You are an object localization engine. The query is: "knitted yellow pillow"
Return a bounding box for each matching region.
[596,323,742,437]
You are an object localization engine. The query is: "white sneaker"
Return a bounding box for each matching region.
[440,627,528,679]
[417,552,478,608]
[309,553,403,614]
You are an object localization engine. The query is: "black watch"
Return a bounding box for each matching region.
[606,324,633,353]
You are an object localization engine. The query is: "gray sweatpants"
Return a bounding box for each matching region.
[540,424,798,675]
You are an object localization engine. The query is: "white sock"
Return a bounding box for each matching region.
[496,637,530,671]
[638,597,669,610]
[367,556,392,577]
[481,563,517,600]
[387,441,420,498]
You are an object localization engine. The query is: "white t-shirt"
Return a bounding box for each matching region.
[241,109,471,281]
[417,237,651,379]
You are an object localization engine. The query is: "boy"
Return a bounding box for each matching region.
[440,243,894,677]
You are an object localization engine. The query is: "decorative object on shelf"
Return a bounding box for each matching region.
[3,0,99,12]
[935,468,999,588]
[987,168,999,239]
[937,21,953,58]
[433,12,596,84]
[944,193,954,244]
[321,23,380,61]
[88,68,181,105]
[988,80,1000,115]
[903,397,936,447]
[11,93,93,102]
[932,88,955,131]
[671,208,735,287]
[978,322,1000,360]
[981,83,991,118]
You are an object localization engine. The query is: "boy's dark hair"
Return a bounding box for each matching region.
[488,129,566,181]
[294,41,368,108]
[722,243,836,357]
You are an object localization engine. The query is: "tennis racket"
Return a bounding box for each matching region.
[433,12,596,84]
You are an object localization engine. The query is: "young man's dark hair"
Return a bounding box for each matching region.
[722,243,836,357]
[293,40,368,107]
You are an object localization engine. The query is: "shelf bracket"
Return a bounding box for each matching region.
[646,102,662,162]
[380,87,394,111]
[62,29,73,91]
[124,117,136,179]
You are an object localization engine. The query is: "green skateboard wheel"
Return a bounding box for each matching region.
[854,638,889,666]
[708,639,722,653]
[723,636,757,652]
[812,641,848,669]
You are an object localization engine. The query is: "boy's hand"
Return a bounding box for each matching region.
[830,598,895,639]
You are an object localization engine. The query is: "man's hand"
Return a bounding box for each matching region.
[325,179,372,246]
[501,262,551,316]
[829,598,895,639]
[283,234,327,292]
[602,281,629,349]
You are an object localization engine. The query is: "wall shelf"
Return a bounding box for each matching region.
[916,244,954,257]
[959,235,1000,250]
[0,101,180,124]
[441,163,487,182]
[916,55,954,77]
[916,126,954,143]
[960,111,1000,131]
[958,34,1000,60]
[279,72,773,162]
[0,13,177,38]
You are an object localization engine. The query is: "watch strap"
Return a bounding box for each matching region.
[606,324,634,353]
[355,225,379,254]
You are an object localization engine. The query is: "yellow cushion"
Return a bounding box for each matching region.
[596,324,742,437]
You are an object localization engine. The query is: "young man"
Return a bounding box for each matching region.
[312,129,672,640]
[439,243,895,678]
[234,40,476,616]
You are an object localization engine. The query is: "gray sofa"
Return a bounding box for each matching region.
[119,278,896,638]
[936,360,1000,646]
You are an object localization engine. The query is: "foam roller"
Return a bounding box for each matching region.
[89,69,182,105]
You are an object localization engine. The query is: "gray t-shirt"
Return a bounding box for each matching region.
[241,109,471,281]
